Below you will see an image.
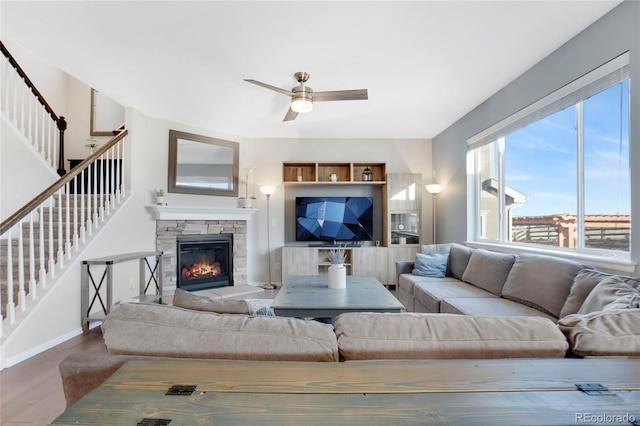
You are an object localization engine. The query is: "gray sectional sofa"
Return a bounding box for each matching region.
[60,299,568,407]
[397,243,640,357]
[59,245,640,407]
[397,243,589,320]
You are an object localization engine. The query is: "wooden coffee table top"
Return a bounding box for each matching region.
[271,275,405,318]
[51,358,640,425]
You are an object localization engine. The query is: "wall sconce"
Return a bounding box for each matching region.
[260,185,277,290]
[425,183,444,243]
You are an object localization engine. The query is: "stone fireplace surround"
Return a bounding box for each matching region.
[150,206,256,294]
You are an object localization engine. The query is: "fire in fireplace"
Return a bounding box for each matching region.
[176,234,233,291]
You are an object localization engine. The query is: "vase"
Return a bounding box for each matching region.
[238,198,253,208]
[328,264,347,289]
[156,196,165,205]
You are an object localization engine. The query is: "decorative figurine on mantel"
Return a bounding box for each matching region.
[238,166,256,208]
[154,189,165,205]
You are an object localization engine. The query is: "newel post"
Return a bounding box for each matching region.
[57,116,67,176]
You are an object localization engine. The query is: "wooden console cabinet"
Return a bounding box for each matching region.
[282,246,418,287]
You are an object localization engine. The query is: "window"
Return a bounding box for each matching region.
[468,53,630,257]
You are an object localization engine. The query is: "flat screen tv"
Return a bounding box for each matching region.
[296,197,374,242]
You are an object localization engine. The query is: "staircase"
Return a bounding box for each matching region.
[1,40,129,345]
[1,194,118,318]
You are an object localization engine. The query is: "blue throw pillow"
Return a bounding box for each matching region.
[412,252,448,278]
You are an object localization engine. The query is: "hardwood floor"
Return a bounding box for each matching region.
[0,288,278,425]
[0,327,107,425]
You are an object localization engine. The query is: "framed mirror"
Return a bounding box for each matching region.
[90,89,125,136]
[168,129,239,197]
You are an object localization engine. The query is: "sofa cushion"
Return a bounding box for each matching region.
[334,312,568,360]
[448,243,474,280]
[421,243,452,256]
[172,288,250,315]
[560,269,640,318]
[461,249,516,295]
[102,303,339,362]
[412,253,449,278]
[558,309,640,357]
[413,278,496,313]
[501,254,588,318]
[440,297,557,321]
[577,276,640,315]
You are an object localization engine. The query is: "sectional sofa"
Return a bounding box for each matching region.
[59,244,640,407]
[397,243,640,357]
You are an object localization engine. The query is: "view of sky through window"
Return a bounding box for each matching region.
[505,81,629,218]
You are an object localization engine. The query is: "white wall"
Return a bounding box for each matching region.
[0,116,58,221]
[1,40,433,365]
[432,0,639,276]
[2,106,432,365]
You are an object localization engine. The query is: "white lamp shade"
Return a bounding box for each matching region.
[425,183,443,194]
[260,185,277,196]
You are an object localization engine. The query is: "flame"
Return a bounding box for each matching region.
[181,256,223,280]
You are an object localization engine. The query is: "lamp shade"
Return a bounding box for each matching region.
[290,98,313,113]
[425,183,443,194]
[260,185,277,196]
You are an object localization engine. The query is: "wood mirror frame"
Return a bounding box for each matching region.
[90,89,125,136]
[168,129,239,197]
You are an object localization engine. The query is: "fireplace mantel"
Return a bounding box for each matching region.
[149,205,257,221]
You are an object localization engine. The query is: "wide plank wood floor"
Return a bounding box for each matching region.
[0,288,278,425]
[0,327,107,425]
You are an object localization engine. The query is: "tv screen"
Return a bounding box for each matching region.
[296,197,374,242]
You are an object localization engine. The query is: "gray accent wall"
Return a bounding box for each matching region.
[432,0,639,275]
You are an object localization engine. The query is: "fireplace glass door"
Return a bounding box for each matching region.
[176,234,233,291]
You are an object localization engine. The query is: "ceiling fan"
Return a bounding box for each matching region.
[244,72,368,122]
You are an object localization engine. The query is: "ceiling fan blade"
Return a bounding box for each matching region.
[313,89,368,102]
[283,107,298,122]
[244,79,292,97]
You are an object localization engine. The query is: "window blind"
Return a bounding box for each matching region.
[468,51,630,150]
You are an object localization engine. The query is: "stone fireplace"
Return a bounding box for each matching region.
[152,205,255,293]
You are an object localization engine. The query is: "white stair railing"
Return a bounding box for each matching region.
[1,41,67,176]
[1,130,128,339]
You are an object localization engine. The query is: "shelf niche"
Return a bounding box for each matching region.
[283,162,386,185]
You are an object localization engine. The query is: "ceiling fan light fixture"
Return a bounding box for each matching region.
[291,94,313,113]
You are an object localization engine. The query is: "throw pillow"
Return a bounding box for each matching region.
[560,269,609,318]
[448,243,474,280]
[559,309,640,357]
[577,276,640,315]
[461,249,516,296]
[560,269,640,318]
[412,253,449,278]
[171,288,250,315]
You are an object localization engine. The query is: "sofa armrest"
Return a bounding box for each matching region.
[396,261,414,278]
[59,353,192,407]
[59,353,132,407]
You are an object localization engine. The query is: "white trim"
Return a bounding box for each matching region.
[1,327,84,370]
[465,241,636,274]
[148,205,257,221]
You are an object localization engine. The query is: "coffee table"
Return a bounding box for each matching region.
[51,358,640,425]
[271,275,405,318]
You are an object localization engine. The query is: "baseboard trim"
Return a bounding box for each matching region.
[1,327,83,370]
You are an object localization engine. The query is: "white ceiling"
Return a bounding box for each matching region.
[1,1,622,139]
